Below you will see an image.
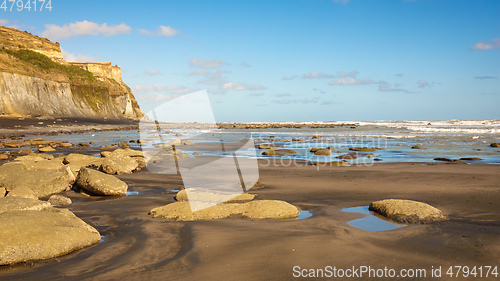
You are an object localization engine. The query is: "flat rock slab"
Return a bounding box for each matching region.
[0,208,100,265]
[150,200,300,221]
[369,199,448,223]
[76,168,128,196]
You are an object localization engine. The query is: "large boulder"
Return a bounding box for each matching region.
[314,149,331,156]
[101,153,139,175]
[76,168,128,196]
[369,199,448,223]
[63,153,103,175]
[0,164,76,199]
[262,149,297,156]
[150,200,300,221]
[0,207,100,265]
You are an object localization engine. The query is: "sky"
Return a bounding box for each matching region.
[1,0,499,122]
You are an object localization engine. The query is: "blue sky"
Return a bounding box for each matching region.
[1,0,499,122]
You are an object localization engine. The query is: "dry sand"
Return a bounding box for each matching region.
[0,159,498,281]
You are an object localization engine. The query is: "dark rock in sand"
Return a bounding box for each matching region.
[0,207,100,265]
[369,199,448,224]
[292,138,302,142]
[76,168,128,196]
[262,149,297,156]
[459,157,483,161]
[373,158,383,161]
[411,145,425,149]
[336,152,359,160]
[490,143,500,148]
[433,157,452,162]
[312,135,322,139]
[48,194,72,206]
[78,142,89,147]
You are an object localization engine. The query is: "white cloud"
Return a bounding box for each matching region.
[0,19,9,25]
[336,70,359,78]
[222,82,266,91]
[248,93,264,97]
[145,70,162,76]
[189,58,228,69]
[470,38,500,50]
[276,93,291,97]
[378,81,410,93]
[282,75,298,80]
[61,49,101,62]
[189,69,210,76]
[328,78,376,86]
[42,20,131,40]
[416,80,430,88]
[302,71,335,79]
[138,25,180,37]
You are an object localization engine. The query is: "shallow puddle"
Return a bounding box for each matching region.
[342,206,406,231]
[296,210,313,220]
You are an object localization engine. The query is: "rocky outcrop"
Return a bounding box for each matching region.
[262,149,297,156]
[369,199,448,223]
[0,204,100,265]
[0,25,143,119]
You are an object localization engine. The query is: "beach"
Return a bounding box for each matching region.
[0,118,499,280]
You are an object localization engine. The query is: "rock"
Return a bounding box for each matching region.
[78,142,89,147]
[118,141,130,148]
[257,144,276,150]
[490,143,500,148]
[0,208,100,265]
[182,140,194,145]
[48,194,72,206]
[37,146,55,153]
[58,142,73,147]
[364,153,375,158]
[32,159,65,170]
[175,189,256,202]
[262,149,297,156]
[0,154,8,160]
[411,145,425,149]
[6,186,37,200]
[192,151,202,156]
[349,147,381,152]
[101,153,139,175]
[0,197,51,213]
[150,200,299,221]
[63,154,103,175]
[292,138,302,142]
[279,139,291,142]
[76,168,128,196]
[312,135,322,139]
[373,158,383,161]
[0,165,75,199]
[314,149,331,156]
[369,199,448,224]
[100,151,112,157]
[433,157,452,162]
[459,157,483,161]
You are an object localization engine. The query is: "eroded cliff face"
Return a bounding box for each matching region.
[0,25,143,119]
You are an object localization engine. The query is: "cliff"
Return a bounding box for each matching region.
[0,25,143,119]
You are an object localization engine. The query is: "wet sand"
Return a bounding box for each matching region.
[1,159,498,280]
